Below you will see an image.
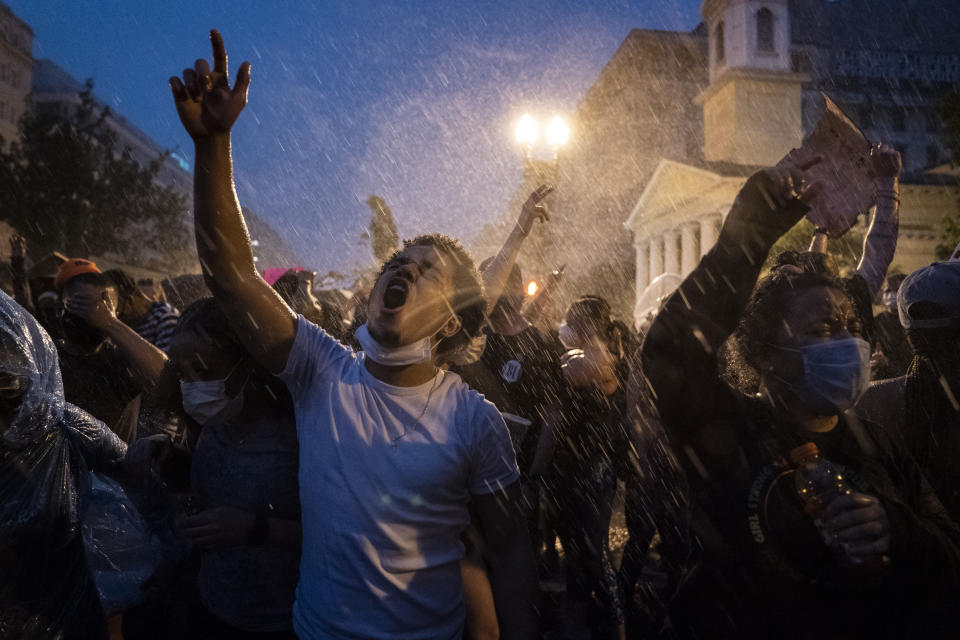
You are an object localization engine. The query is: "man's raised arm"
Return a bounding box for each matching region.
[170,30,296,372]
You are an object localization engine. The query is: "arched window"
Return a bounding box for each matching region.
[715,21,725,63]
[757,8,775,52]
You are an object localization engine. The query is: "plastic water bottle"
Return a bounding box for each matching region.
[789,442,851,518]
[790,442,888,572]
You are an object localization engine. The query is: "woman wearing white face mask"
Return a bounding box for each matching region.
[129,298,301,639]
[641,163,960,638]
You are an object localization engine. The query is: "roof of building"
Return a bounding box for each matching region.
[32,59,178,166]
[0,1,33,34]
[31,58,86,95]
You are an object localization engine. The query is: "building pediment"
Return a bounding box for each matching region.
[624,159,743,237]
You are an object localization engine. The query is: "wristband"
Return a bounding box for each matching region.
[248,513,269,547]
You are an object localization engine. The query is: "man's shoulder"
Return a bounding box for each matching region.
[287,316,357,374]
[439,370,503,422]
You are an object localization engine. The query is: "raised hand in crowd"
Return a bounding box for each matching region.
[169,30,251,141]
[170,30,296,373]
[481,184,554,313]
[517,184,553,235]
[869,142,903,182]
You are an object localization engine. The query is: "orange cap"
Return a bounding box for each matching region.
[54,258,101,290]
[789,442,819,466]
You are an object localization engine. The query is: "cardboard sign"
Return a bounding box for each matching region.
[779,94,874,236]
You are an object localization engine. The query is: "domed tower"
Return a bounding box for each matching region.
[696,0,809,166]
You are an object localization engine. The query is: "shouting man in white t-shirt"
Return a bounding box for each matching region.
[168,30,538,639]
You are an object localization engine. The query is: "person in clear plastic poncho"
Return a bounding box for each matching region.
[0,290,127,640]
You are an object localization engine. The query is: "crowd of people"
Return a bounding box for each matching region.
[3,28,960,640]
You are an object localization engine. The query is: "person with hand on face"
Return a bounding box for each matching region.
[641,159,960,638]
[55,261,168,439]
[0,290,127,640]
[128,297,301,639]
[168,30,537,640]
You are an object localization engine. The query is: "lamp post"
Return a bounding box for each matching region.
[514,114,568,179]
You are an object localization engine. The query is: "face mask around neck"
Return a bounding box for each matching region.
[354,322,433,366]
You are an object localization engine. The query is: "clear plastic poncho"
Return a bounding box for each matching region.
[0,290,127,639]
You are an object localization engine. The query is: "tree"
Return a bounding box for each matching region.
[0,79,192,272]
[935,88,960,259]
[365,195,399,265]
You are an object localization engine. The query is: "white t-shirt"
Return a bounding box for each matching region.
[278,316,520,640]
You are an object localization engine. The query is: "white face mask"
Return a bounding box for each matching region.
[354,323,433,366]
[180,379,245,426]
[558,322,579,349]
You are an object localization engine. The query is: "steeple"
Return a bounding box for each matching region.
[696,0,809,166]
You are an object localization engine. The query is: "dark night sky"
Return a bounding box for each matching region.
[7,1,701,274]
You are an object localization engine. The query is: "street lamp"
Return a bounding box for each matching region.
[515,114,538,157]
[546,116,569,147]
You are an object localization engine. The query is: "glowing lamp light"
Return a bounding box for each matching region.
[546,116,569,146]
[515,114,538,145]
[526,280,539,296]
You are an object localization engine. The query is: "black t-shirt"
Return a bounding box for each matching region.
[456,325,563,473]
[58,340,141,433]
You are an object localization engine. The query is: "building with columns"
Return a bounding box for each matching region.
[624,0,960,327]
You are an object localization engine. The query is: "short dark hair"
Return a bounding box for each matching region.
[272,271,302,306]
[379,234,485,355]
[175,297,243,352]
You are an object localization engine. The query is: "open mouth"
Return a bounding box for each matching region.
[383,278,409,310]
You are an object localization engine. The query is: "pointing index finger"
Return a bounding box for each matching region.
[210,29,228,76]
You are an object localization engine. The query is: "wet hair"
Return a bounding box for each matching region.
[726,251,852,391]
[175,297,243,353]
[379,233,485,355]
[565,295,635,371]
[883,272,908,296]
